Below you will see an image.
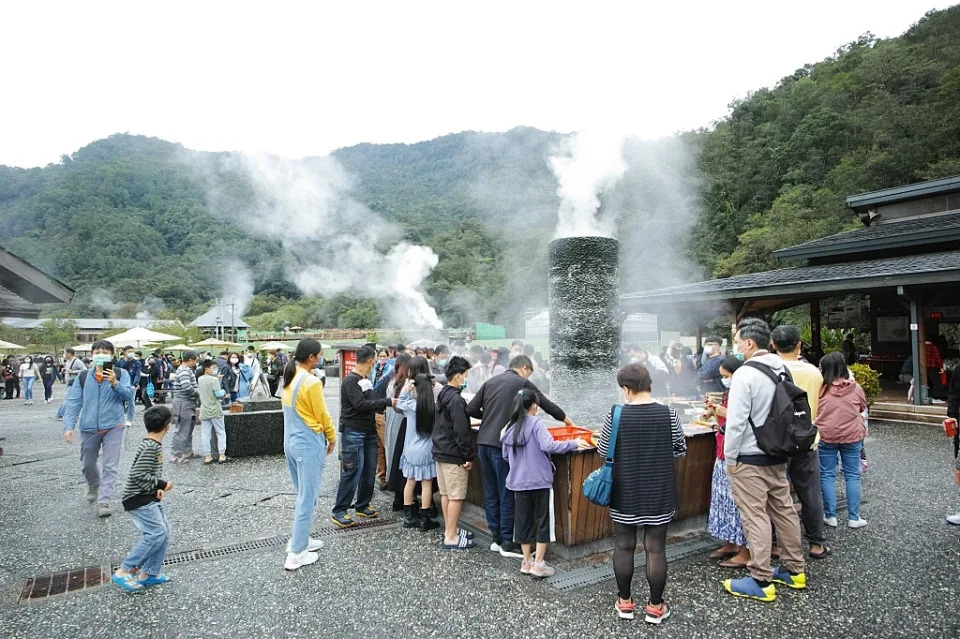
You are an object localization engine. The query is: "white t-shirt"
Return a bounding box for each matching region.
[19,363,37,378]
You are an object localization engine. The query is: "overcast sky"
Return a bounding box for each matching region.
[2,1,954,168]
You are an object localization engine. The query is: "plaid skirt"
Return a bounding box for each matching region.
[707,458,746,547]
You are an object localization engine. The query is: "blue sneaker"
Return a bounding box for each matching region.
[771,566,806,590]
[723,576,776,602]
[138,574,171,587]
[330,513,357,528]
[111,572,144,592]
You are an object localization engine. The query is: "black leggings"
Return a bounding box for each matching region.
[613,521,668,604]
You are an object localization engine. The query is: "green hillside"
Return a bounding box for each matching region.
[1,6,959,332]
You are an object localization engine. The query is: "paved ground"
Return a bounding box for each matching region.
[1,382,958,639]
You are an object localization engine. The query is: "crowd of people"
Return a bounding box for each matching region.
[37,324,960,624]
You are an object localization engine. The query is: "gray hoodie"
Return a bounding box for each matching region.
[723,352,786,466]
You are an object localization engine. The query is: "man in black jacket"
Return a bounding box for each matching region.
[331,346,395,528]
[466,354,576,558]
[433,356,476,549]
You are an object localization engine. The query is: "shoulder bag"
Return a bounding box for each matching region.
[582,404,623,507]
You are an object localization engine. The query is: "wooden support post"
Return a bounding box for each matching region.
[810,299,822,360]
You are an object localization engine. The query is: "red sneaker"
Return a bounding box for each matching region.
[644,601,671,625]
[615,597,635,620]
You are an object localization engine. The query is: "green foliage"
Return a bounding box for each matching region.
[694,7,960,276]
[2,7,960,331]
[30,319,77,353]
[850,363,882,405]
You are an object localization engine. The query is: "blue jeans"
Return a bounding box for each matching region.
[477,444,515,543]
[23,376,35,400]
[286,445,327,553]
[818,441,863,521]
[332,429,378,517]
[121,502,171,576]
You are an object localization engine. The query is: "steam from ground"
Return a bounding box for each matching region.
[135,295,166,320]
[90,288,120,314]
[195,152,442,330]
[549,130,628,239]
[221,260,254,317]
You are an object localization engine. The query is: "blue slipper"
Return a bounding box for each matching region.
[138,574,171,587]
[723,576,776,602]
[111,573,144,592]
[441,537,476,550]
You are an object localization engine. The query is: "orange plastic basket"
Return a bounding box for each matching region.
[547,426,594,442]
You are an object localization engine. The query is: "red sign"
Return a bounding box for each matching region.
[342,350,357,377]
[929,311,944,319]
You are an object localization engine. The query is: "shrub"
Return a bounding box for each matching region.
[849,363,881,405]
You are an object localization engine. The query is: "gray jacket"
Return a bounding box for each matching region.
[723,353,785,466]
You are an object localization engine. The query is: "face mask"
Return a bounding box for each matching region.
[438,359,448,368]
[92,354,111,368]
[734,352,745,361]
[459,382,468,391]
[25,358,32,365]
[230,359,239,365]
[125,352,134,360]
[721,377,733,389]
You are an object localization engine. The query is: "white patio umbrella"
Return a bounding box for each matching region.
[0,339,26,350]
[103,326,182,348]
[189,337,237,348]
[71,343,94,353]
[161,344,192,353]
[257,341,291,350]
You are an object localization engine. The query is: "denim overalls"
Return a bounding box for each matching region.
[284,370,328,553]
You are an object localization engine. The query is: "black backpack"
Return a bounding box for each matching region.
[744,361,817,458]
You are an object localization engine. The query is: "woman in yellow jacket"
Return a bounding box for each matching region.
[281,338,336,571]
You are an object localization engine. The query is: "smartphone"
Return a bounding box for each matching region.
[102,361,114,372]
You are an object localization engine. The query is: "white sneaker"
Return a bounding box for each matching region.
[848,518,869,529]
[124,421,132,427]
[529,560,556,578]
[286,538,324,553]
[489,541,502,552]
[283,550,319,571]
[946,513,960,526]
[823,516,838,527]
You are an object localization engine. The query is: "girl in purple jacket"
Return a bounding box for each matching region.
[501,389,588,578]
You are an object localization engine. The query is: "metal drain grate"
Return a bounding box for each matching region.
[19,566,107,603]
[20,516,402,604]
[545,535,719,592]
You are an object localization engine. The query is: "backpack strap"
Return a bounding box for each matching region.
[603,404,623,466]
[79,369,89,390]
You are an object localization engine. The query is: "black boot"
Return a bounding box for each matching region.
[402,505,421,528]
[419,507,440,531]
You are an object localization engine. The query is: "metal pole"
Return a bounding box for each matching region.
[909,297,922,406]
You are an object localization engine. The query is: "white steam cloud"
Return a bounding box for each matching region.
[90,288,119,314]
[135,295,166,320]
[549,129,628,238]
[199,152,442,330]
[221,260,255,317]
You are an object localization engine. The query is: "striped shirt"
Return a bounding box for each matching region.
[597,402,686,526]
[121,438,166,511]
[172,365,199,401]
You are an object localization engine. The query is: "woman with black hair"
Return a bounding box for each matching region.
[396,356,442,530]
[41,355,58,404]
[281,338,336,571]
[705,356,749,568]
[384,352,414,510]
[492,348,510,377]
[501,388,586,578]
[816,351,868,530]
[597,363,686,625]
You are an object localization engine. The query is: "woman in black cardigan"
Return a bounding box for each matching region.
[597,364,686,625]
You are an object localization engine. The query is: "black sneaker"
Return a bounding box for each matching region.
[354,506,379,519]
[498,540,524,559]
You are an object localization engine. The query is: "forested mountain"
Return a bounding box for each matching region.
[1,6,959,332]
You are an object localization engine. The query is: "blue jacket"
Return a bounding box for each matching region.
[118,358,143,387]
[63,368,134,433]
[697,355,724,393]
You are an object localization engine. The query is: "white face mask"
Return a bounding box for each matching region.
[721,377,733,389]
